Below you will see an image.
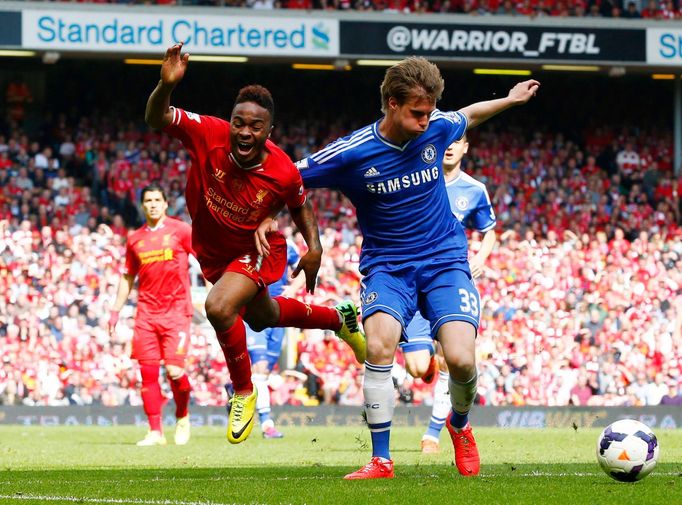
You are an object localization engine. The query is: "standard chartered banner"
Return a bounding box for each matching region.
[21,10,339,56]
[647,28,682,66]
[340,21,646,63]
[1,405,681,429]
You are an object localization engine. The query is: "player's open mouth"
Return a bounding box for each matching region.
[237,142,253,157]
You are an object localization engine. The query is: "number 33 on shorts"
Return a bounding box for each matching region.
[457,286,480,319]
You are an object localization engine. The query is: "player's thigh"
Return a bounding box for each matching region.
[131,317,162,363]
[158,315,191,368]
[361,263,417,329]
[419,266,480,337]
[438,320,477,377]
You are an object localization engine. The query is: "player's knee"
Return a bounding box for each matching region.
[445,354,476,380]
[166,365,184,379]
[251,360,269,375]
[205,297,238,330]
[404,355,429,378]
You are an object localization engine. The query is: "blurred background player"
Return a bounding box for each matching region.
[109,183,194,447]
[401,134,497,454]
[245,239,300,439]
[145,43,364,444]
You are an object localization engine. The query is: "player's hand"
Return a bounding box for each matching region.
[108,310,120,336]
[161,43,189,86]
[255,217,278,257]
[508,79,540,105]
[469,254,485,278]
[292,249,322,294]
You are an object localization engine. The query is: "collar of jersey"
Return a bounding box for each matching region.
[446,172,463,186]
[229,152,264,171]
[372,120,412,152]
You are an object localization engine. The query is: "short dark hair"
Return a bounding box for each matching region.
[140,182,167,203]
[235,85,275,122]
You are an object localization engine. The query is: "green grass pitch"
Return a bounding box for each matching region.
[1,425,681,504]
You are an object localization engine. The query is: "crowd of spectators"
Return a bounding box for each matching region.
[1,88,682,410]
[40,0,682,19]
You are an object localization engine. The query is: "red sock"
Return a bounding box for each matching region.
[140,364,163,432]
[215,317,253,394]
[168,373,191,419]
[274,296,341,331]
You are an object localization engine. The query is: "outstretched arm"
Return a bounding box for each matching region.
[459,80,540,130]
[289,200,323,294]
[469,229,496,278]
[145,43,190,130]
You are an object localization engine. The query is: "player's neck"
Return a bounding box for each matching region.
[443,164,462,183]
[378,117,410,145]
[146,215,165,230]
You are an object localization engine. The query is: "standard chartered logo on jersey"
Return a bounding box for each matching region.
[22,11,339,56]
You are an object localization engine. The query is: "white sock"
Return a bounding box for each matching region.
[363,362,395,431]
[427,371,451,435]
[449,372,477,416]
[253,373,271,418]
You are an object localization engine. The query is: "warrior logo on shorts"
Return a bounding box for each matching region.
[364,291,378,304]
[455,196,469,211]
[421,144,437,164]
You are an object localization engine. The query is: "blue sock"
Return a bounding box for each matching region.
[370,429,391,460]
[425,417,446,440]
[450,410,469,430]
[259,411,271,425]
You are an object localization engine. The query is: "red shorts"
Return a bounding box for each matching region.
[200,238,287,288]
[131,314,192,367]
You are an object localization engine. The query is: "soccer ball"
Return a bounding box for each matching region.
[596,419,659,482]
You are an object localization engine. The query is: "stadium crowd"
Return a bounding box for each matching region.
[40,0,682,19]
[1,91,682,410]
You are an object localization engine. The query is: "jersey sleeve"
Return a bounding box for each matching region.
[471,187,497,232]
[295,136,349,189]
[163,107,227,160]
[432,110,468,145]
[283,165,307,209]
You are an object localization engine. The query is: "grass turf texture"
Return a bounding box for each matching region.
[1,426,681,504]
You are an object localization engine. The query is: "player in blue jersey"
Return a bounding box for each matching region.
[399,134,498,455]
[260,57,537,478]
[245,240,300,439]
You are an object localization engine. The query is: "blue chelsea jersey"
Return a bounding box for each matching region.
[298,110,469,273]
[446,171,497,232]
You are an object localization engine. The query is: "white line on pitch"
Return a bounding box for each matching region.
[0,496,261,505]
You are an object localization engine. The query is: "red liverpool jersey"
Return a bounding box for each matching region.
[123,217,193,317]
[164,107,305,264]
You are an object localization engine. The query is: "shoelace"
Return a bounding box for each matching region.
[231,396,245,419]
[357,458,387,474]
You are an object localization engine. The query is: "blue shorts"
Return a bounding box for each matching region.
[399,311,435,354]
[361,256,480,344]
[246,324,286,371]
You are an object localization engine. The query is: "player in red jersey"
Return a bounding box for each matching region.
[109,183,194,447]
[144,43,365,444]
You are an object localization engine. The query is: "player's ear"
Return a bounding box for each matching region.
[269,124,274,137]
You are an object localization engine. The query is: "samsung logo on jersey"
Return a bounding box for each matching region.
[366,166,439,194]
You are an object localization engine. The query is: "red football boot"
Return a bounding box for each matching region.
[344,457,395,480]
[446,418,480,476]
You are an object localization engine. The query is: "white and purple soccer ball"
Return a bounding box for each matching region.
[596,419,659,482]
